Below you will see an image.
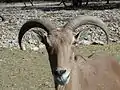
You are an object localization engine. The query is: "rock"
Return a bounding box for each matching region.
[78,40,92,45]
[91,40,105,45]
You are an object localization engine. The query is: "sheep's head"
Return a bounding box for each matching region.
[18,16,108,87]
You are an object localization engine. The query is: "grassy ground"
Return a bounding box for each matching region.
[0,44,120,90]
[0,47,54,90]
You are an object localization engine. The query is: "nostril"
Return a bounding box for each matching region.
[60,70,66,75]
[54,70,66,76]
[54,70,59,76]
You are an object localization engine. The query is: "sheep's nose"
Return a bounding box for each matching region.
[54,69,66,76]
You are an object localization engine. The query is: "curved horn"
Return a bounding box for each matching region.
[64,16,109,43]
[64,16,107,31]
[18,19,56,50]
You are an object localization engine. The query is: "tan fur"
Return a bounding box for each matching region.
[58,55,120,90]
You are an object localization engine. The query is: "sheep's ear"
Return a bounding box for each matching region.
[72,32,80,46]
[74,31,81,41]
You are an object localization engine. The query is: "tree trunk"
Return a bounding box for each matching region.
[85,0,88,6]
[106,0,109,4]
[78,0,82,6]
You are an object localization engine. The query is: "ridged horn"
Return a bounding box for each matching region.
[64,16,109,43]
[18,19,56,50]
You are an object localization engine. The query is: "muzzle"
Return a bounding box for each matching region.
[54,68,70,85]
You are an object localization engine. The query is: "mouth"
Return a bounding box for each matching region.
[55,71,70,85]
